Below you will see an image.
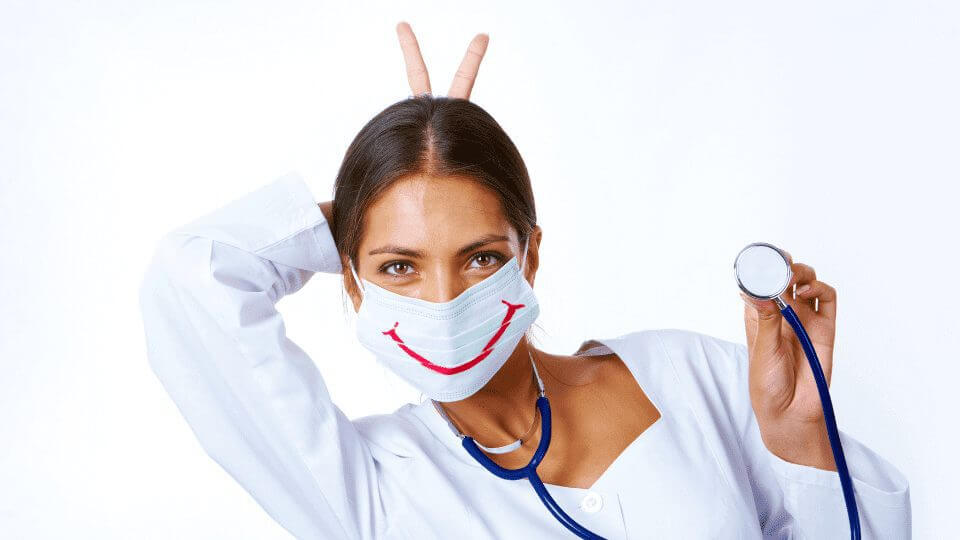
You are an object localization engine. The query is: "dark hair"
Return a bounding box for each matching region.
[330,96,536,265]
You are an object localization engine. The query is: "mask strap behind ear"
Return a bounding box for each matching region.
[348,257,365,296]
[520,234,530,273]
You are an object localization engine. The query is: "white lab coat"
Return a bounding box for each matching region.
[137,172,911,539]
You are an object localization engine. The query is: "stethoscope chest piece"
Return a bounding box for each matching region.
[732,241,862,540]
[734,242,793,309]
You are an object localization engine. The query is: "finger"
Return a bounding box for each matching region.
[448,32,489,99]
[786,262,816,301]
[741,293,760,347]
[740,291,784,358]
[795,279,837,320]
[396,21,432,96]
[781,249,793,265]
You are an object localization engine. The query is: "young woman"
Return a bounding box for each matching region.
[138,22,910,539]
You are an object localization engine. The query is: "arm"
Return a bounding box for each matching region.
[137,172,397,540]
[729,342,912,538]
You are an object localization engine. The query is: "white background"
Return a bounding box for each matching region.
[1,0,956,537]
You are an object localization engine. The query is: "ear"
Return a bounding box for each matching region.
[524,225,543,287]
[339,253,363,312]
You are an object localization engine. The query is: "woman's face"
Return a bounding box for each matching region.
[342,174,541,311]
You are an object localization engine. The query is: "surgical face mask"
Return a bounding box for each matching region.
[347,237,540,402]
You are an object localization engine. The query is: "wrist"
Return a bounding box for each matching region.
[760,420,838,472]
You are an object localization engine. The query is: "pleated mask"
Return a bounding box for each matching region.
[348,237,539,402]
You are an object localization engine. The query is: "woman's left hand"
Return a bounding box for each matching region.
[395,21,489,100]
[739,251,840,471]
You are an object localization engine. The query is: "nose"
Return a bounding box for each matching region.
[422,267,468,303]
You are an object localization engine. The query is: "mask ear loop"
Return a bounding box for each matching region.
[347,257,365,297]
[520,234,530,274]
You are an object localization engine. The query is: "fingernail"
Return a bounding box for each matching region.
[797,284,811,294]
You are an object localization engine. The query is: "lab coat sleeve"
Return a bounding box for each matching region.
[137,172,395,540]
[728,341,912,539]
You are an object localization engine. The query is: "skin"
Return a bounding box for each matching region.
[395,21,489,98]
[333,174,661,489]
[316,22,841,488]
[740,257,840,471]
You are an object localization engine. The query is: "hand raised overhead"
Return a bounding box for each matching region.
[395,21,489,100]
[319,24,490,255]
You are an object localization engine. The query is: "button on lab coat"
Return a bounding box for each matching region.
[138,173,911,539]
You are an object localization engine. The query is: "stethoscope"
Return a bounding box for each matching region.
[735,242,861,540]
[429,241,862,539]
[432,347,608,539]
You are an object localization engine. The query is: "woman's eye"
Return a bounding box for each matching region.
[380,262,414,276]
[378,252,504,276]
[470,251,503,269]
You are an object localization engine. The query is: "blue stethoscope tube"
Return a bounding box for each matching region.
[463,303,860,539]
[779,302,861,539]
[461,395,607,539]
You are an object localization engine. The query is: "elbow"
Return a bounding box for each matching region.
[140,232,210,295]
[138,233,187,318]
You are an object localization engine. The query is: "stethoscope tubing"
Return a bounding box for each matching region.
[461,396,607,539]
[462,303,861,539]
[780,304,861,540]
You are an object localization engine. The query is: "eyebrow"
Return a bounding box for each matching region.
[368,234,511,258]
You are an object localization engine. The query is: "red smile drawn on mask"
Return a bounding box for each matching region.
[380,300,526,375]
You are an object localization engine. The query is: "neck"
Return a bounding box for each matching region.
[436,336,542,445]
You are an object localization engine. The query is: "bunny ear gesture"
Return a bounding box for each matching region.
[395,22,432,97]
[447,31,489,99]
[395,21,489,100]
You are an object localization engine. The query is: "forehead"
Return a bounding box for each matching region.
[360,175,515,251]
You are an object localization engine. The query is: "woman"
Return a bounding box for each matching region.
[138,22,910,539]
